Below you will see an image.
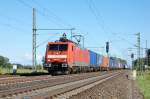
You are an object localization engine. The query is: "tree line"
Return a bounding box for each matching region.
[0,55,12,68]
[0,55,43,69]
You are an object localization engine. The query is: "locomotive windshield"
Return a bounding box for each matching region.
[48,44,68,51]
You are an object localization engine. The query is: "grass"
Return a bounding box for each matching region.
[137,71,150,99]
[0,67,48,75]
[0,67,12,74]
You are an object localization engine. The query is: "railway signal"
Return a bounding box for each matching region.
[106,42,109,53]
[131,53,134,59]
[131,53,134,70]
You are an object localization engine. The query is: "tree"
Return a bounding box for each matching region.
[0,55,12,68]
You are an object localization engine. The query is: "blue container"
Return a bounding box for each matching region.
[97,54,102,67]
[89,50,102,68]
[89,50,97,67]
[109,57,113,68]
[109,57,116,68]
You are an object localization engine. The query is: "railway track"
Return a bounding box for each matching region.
[0,72,105,86]
[54,72,122,99]
[0,71,121,99]
[29,71,122,99]
[0,75,52,85]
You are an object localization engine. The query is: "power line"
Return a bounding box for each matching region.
[36,33,60,48]
[0,20,29,34]
[16,0,66,27]
[0,14,26,25]
[31,0,73,28]
[17,0,75,27]
[87,0,107,34]
[17,0,88,38]
[31,0,88,37]
[86,0,125,57]
[87,0,135,47]
[16,0,33,9]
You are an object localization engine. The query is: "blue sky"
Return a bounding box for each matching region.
[0,0,150,65]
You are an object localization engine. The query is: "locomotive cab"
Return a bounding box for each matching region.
[44,42,70,75]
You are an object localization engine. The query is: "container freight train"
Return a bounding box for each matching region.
[43,34,126,75]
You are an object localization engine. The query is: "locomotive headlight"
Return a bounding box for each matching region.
[62,63,67,67]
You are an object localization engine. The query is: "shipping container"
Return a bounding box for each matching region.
[109,57,120,69]
[97,54,102,66]
[109,57,124,69]
[89,50,97,67]
[101,56,109,70]
[89,50,102,67]
[109,57,114,68]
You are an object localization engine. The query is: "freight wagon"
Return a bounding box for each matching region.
[101,56,109,71]
[109,57,119,69]
[109,57,126,69]
[89,50,102,71]
[43,34,127,75]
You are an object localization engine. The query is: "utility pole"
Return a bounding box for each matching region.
[136,33,141,74]
[32,8,37,71]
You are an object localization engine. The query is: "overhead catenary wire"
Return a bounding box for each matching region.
[87,0,125,58]
[31,0,89,35]
[17,0,89,39]
[16,0,33,9]
[36,33,60,48]
[86,0,136,47]
[86,0,131,58]
[17,1,136,53]
[86,0,107,34]
[0,20,29,34]
[16,0,66,28]
[31,0,90,40]
[17,0,83,40]
[0,7,30,34]
[31,0,73,28]
[0,13,26,26]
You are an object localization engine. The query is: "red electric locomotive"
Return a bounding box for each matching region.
[44,33,89,75]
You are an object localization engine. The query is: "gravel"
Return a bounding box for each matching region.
[69,70,144,99]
